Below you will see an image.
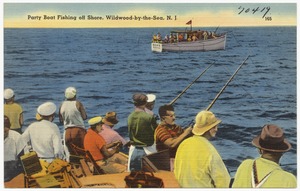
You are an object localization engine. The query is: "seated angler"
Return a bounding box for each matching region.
[84,116,128,174]
[155,104,192,171]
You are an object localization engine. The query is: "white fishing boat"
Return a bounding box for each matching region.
[151,20,227,52]
[151,31,227,52]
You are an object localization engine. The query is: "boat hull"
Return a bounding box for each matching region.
[151,33,227,52]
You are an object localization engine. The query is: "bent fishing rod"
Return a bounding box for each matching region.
[206,55,250,111]
[168,61,215,105]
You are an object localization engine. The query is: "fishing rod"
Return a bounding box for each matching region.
[168,62,215,105]
[206,55,250,111]
[214,25,220,33]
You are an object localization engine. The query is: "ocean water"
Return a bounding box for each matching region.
[4,27,297,176]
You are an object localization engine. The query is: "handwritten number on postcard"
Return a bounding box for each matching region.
[238,6,271,19]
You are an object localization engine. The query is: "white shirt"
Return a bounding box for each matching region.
[4,130,25,161]
[60,100,85,128]
[21,120,65,161]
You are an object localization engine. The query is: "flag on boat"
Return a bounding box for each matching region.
[186,20,192,25]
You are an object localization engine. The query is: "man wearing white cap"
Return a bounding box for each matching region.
[174,110,230,188]
[145,94,156,115]
[84,116,127,174]
[59,87,87,161]
[22,102,65,163]
[4,88,24,134]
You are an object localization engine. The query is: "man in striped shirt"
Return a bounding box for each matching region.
[154,104,192,171]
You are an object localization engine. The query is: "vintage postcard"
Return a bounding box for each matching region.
[1,0,298,189]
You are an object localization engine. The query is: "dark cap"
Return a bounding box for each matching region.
[132,93,148,106]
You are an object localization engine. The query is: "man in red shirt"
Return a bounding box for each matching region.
[84,116,127,174]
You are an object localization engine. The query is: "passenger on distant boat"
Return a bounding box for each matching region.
[127,93,158,171]
[178,33,184,42]
[22,102,65,163]
[99,111,128,146]
[154,104,192,171]
[174,110,230,188]
[4,88,24,134]
[164,34,169,43]
[203,31,208,40]
[192,33,198,41]
[59,87,87,162]
[232,124,297,188]
[84,116,127,174]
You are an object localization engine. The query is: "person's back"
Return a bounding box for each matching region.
[232,158,296,188]
[175,136,229,187]
[128,111,157,147]
[60,100,85,128]
[99,111,127,145]
[174,110,230,188]
[4,88,23,134]
[22,102,64,163]
[232,124,296,188]
[59,87,87,160]
[127,93,158,171]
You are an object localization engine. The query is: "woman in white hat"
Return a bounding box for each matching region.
[22,102,65,163]
[174,110,230,188]
[4,88,24,134]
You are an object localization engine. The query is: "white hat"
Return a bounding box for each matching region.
[146,94,156,102]
[4,88,14,100]
[88,116,103,126]
[37,102,57,116]
[65,87,77,99]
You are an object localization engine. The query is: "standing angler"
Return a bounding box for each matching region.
[4,88,24,134]
[59,87,87,161]
[22,102,65,163]
[127,93,158,171]
[174,110,230,188]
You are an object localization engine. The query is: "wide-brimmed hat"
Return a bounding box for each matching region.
[192,110,221,136]
[132,93,148,106]
[103,112,119,126]
[37,102,57,116]
[4,88,14,100]
[65,87,77,99]
[146,94,156,103]
[252,124,291,152]
[88,116,103,126]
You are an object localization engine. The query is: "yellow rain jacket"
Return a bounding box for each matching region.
[232,157,296,188]
[174,136,230,188]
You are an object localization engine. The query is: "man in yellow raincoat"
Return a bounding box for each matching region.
[174,110,230,188]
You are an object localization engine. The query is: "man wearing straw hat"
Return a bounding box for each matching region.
[174,110,230,188]
[22,102,65,163]
[99,111,127,146]
[232,124,296,188]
